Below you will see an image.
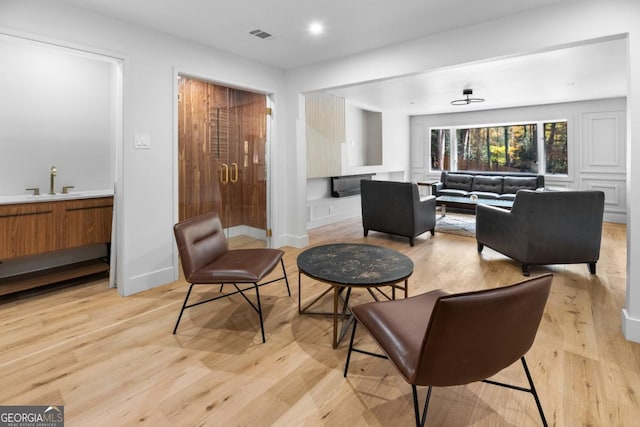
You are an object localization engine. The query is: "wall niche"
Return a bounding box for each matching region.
[346,102,382,167]
[305,92,383,178]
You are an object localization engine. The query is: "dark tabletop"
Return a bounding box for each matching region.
[297,243,414,287]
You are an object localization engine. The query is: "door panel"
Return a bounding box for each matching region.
[178,76,268,243]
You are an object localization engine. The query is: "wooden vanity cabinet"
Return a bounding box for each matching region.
[0,202,56,259]
[0,197,113,260]
[62,197,113,248]
[0,196,113,296]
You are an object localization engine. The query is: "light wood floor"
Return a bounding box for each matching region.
[0,217,637,426]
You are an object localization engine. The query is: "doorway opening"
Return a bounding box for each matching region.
[177,75,271,249]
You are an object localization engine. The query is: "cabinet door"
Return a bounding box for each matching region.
[62,197,113,248]
[0,203,55,259]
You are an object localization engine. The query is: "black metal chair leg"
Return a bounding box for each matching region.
[521,357,548,427]
[412,385,432,427]
[281,259,291,296]
[173,283,195,334]
[254,282,266,343]
[343,320,358,377]
[412,385,420,427]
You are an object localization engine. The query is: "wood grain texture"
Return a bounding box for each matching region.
[178,77,267,229]
[63,197,114,248]
[0,217,637,426]
[0,202,55,258]
[305,92,345,178]
[0,198,112,260]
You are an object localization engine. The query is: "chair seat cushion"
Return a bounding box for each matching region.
[352,289,449,383]
[188,248,284,283]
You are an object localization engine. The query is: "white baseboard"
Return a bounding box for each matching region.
[307,210,360,229]
[622,309,640,343]
[604,211,627,224]
[119,266,175,296]
[273,233,309,249]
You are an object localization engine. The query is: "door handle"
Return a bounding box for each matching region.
[220,163,229,184]
[231,163,238,183]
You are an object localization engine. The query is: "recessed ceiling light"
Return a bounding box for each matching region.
[308,22,324,36]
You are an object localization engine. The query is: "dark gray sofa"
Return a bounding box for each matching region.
[360,180,436,246]
[476,189,605,276]
[432,170,545,201]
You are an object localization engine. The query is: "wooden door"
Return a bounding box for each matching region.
[178,78,223,220]
[178,77,268,236]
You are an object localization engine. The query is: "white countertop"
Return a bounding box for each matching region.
[0,189,114,205]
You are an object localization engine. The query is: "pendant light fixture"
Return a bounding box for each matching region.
[451,88,485,105]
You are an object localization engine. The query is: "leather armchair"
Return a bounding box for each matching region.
[476,190,605,276]
[360,180,436,246]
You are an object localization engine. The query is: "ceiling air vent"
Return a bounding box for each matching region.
[249,29,273,40]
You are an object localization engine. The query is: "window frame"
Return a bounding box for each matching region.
[428,119,570,177]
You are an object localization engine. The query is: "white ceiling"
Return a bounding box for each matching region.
[60,0,569,70]
[327,37,628,115]
[56,0,628,114]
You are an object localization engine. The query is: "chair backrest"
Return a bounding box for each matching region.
[511,190,605,262]
[415,273,553,387]
[173,212,228,280]
[361,180,420,232]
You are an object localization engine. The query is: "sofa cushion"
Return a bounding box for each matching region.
[498,193,517,201]
[439,188,470,197]
[503,176,538,194]
[471,175,503,194]
[469,191,500,200]
[443,174,473,191]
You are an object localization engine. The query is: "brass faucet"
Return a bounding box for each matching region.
[50,166,57,195]
[25,187,40,196]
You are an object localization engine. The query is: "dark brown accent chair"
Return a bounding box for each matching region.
[344,274,553,427]
[360,180,436,246]
[173,212,290,343]
[476,189,605,276]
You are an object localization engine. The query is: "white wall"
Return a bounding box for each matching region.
[410,97,627,223]
[286,0,640,341]
[0,35,116,194]
[0,0,287,296]
[2,0,640,342]
[345,103,383,167]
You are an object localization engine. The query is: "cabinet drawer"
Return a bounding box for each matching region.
[62,197,114,248]
[0,203,56,259]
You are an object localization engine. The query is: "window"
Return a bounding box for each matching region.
[429,121,567,175]
[430,128,450,170]
[544,122,568,174]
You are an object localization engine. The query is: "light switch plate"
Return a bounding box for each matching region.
[134,133,151,149]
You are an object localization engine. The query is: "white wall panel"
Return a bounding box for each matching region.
[581,110,626,172]
[411,122,424,169]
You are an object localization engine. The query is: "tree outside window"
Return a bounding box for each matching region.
[429,120,567,175]
[430,128,450,170]
[544,122,568,174]
[457,125,538,172]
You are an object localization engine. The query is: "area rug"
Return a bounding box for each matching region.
[435,214,476,237]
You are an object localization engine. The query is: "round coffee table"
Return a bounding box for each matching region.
[297,243,414,348]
